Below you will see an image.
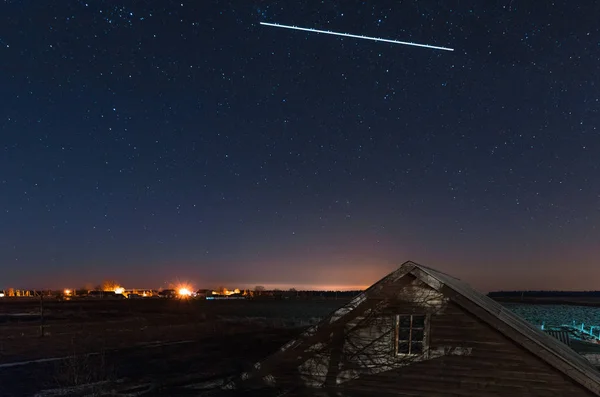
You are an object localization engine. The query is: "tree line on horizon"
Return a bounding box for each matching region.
[488,290,600,298]
[1,280,366,296]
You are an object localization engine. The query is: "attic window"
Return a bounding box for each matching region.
[395,314,426,355]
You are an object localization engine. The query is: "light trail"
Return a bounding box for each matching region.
[260,22,454,52]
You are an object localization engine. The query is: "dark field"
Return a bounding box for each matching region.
[0,298,349,396]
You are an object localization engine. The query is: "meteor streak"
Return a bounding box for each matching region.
[260,22,454,52]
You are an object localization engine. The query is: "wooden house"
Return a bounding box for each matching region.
[229,261,600,396]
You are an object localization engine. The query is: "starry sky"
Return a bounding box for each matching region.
[1,1,599,292]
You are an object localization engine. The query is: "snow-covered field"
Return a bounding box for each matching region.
[503,303,600,331]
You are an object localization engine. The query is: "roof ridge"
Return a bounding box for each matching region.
[408,261,464,281]
[408,263,600,395]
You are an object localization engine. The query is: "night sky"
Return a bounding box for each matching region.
[1,1,599,292]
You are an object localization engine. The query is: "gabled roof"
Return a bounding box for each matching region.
[397,261,600,395]
[235,261,600,395]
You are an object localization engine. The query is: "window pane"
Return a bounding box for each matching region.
[398,342,409,354]
[399,315,411,327]
[412,315,425,328]
[398,328,410,340]
[411,342,424,355]
[412,328,424,341]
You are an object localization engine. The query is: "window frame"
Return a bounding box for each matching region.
[393,313,430,358]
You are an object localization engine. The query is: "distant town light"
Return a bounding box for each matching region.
[64,289,72,295]
[178,287,192,297]
[213,288,241,296]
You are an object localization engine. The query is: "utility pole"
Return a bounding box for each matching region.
[39,292,45,337]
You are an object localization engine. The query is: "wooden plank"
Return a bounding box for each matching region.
[429,338,511,347]
[403,368,575,384]
[395,371,585,389]
[343,380,530,397]
[344,374,587,397]
[338,386,467,397]
[442,286,600,396]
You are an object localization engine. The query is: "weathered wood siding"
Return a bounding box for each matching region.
[341,298,596,396]
[296,279,448,387]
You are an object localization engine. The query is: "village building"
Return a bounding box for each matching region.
[227,261,600,396]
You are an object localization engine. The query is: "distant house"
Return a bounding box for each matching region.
[207,293,246,300]
[88,290,117,298]
[230,261,600,396]
[158,289,176,298]
[196,289,213,298]
[123,289,154,298]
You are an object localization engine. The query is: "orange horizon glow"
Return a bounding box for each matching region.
[241,283,369,291]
